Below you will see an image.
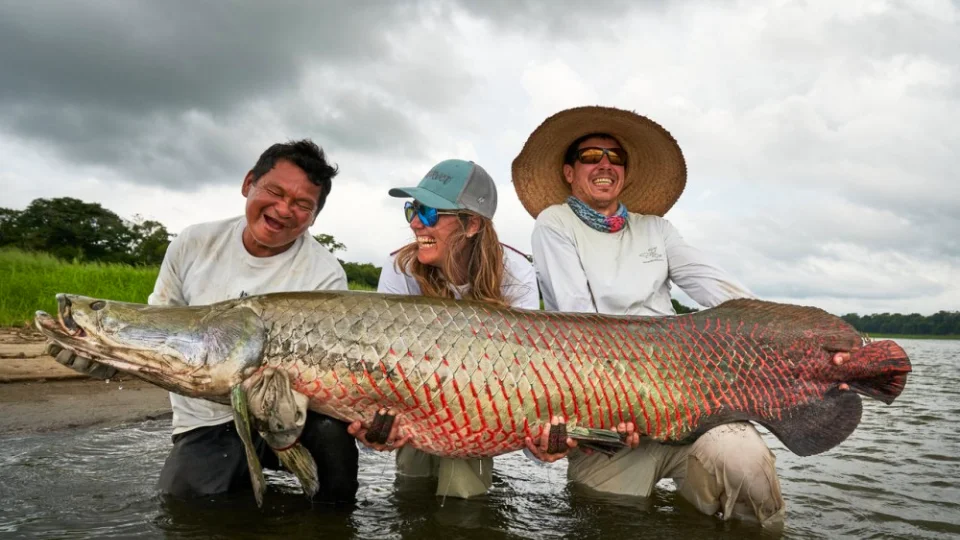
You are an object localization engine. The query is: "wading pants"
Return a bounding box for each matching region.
[395,446,493,498]
[157,411,359,504]
[567,422,785,526]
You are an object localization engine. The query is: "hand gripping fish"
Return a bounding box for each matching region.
[35,291,911,506]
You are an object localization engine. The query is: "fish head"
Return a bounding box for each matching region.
[35,294,266,397]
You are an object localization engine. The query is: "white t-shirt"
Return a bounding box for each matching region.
[377,244,540,310]
[531,203,752,316]
[148,216,348,435]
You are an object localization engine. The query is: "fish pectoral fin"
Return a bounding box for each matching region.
[273,443,319,498]
[243,369,318,499]
[231,385,266,508]
[568,426,627,457]
[246,369,309,448]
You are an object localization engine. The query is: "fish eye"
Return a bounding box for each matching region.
[90,301,106,311]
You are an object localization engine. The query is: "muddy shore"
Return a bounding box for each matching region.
[0,327,170,434]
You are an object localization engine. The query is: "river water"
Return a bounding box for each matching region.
[0,339,957,539]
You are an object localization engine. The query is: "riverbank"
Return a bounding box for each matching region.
[0,327,170,434]
[868,333,960,340]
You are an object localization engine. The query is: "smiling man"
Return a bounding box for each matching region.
[512,107,784,526]
[53,140,360,504]
[150,140,360,503]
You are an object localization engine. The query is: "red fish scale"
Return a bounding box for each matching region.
[252,293,889,458]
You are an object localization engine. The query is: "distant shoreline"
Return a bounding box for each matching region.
[866,333,960,340]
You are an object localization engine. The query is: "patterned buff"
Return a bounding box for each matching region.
[566,196,628,233]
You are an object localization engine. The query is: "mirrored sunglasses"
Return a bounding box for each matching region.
[576,147,627,166]
[403,201,461,227]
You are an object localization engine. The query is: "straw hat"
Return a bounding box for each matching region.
[511,106,687,218]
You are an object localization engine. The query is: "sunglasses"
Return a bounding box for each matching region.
[576,147,627,166]
[404,201,462,227]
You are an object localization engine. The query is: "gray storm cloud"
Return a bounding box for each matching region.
[0,0,465,187]
[0,0,956,314]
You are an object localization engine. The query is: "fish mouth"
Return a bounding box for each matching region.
[36,310,154,375]
[35,308,212,389]
[36,309,86,347]
[56,294,86,338]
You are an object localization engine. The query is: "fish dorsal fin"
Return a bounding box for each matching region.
[700,299,862,350]
[705,299,845,329]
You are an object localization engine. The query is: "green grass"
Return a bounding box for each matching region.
[0,248,372,327]
[0,248,159,327]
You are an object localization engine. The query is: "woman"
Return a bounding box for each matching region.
[376,158,539,499]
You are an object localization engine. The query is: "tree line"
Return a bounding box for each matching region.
[1,197,381,287]
[1,197,172,266]
[841,311,960,336]
[312,233,383,289]
[3,197,955,334]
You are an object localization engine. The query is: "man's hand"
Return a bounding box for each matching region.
[524,416,576,462]
[833,352,853,390]
[45,342,117,380]
[348,408,412,452]
[525,417,642,462]
[618,421,641,449]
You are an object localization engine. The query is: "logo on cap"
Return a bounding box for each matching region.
[425,170,453,184]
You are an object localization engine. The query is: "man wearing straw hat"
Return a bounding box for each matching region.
[512,106,784,525]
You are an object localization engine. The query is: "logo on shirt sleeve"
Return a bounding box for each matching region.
[639,247,665,263]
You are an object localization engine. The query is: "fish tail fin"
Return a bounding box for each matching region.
[698,340,910,456]
[761,387,863,456]
[689,388,865,457]
[683,300,911,457]
[842,340,911,405]
[746,340,909,456]
[690,387,865,457]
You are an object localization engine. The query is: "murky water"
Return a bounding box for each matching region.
[1,339,957,539]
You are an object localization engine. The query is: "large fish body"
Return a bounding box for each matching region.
[36,291,911,458]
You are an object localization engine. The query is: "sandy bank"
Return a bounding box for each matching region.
[0,327,170,434]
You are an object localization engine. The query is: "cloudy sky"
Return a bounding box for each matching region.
[1,0,957,316]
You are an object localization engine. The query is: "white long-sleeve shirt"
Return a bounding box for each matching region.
[531,203,752,316]
[148,216,348,435]
[377,245,540,310]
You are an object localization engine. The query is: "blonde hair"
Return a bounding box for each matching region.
[394,215,507,308]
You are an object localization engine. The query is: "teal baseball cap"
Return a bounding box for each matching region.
[388,159,498,219]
